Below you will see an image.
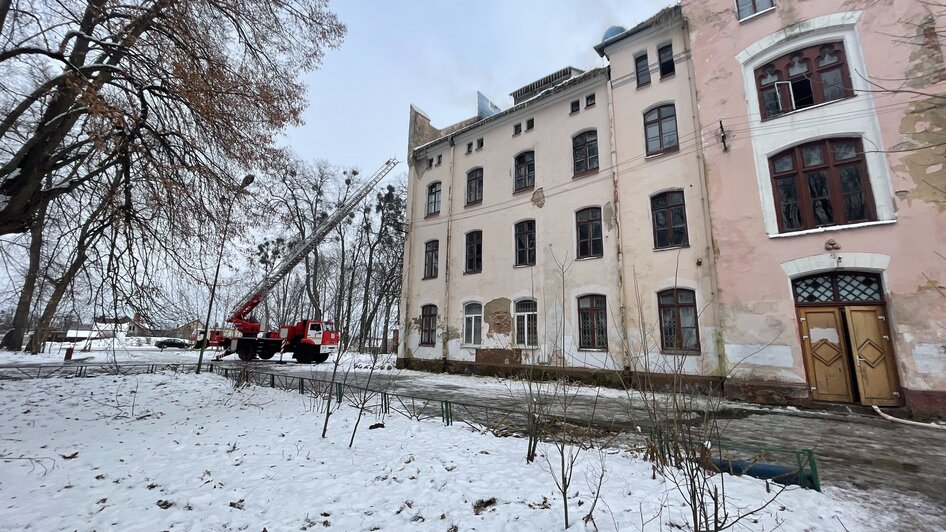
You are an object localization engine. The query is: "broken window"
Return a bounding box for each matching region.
[578,295,607,349]
[769,138,875,232]
[466,168,483,205]
[651,191,689,249]
[515,151,535,191]
[755,42,852,119]
[658,289,700,352]
[514,220,536,266]
[465,230,482,273]
[658,44,675,77]
[635,53,651,86]
[736,0,774,20]
[572,130,599,175]
[644,104,678,155]
[423,240,438,279]
[420,305,437,346]
[575,207,603,259]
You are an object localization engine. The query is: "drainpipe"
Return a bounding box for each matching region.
[441,137,457,365]
[399,154,417,367]
[605,70,631,371]
[683,19,727,378]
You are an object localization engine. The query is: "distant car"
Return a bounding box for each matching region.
[156,338,190,349]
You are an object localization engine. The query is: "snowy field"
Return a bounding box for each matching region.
[0,372,902,531]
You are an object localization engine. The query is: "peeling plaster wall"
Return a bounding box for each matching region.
[680,0,946,397]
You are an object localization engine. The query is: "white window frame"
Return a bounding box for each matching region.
[514,300,538,348]
[463,302,482,346]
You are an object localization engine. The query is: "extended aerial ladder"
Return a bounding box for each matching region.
[217,157,399,363]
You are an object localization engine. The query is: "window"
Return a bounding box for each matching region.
[463,303,482,345]
[644,105,678,155]
[570,100,580,113]
[426,182,441,215]
[466,142,473,154]
[578,295,607,349]
[651,191,688,248]
[526,118,534,130]
[420,305,437,346]
[436,154,442,166]
[576,207,603,259]
[476,138,484,150]
[466,168,483,205]
[769,138,875,232]
[658,44,675,77]
[586,93,596,107]
[737,0,774,20]
[755,42,852,120]
[658,289,700,352]
[515,220,536,266]
[515,151,535,191]
[465,230,482,273]
[793,271,883,305]
[513,123,522,135]
[426,158,433,169]
[572,130,599,175]
[636,54,651,87]
[423,240,439,279]
[515,300,538,347]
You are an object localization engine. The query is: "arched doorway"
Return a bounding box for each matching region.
[793,271,901,406]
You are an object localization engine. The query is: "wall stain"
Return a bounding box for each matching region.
[531,187,546,208]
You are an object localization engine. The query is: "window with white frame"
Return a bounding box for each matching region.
[463,302,482,345]
[514,299,538,347]
[736,0,774,20]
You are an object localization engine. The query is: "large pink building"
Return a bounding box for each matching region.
[681,0,946,415]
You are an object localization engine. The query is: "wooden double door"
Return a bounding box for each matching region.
[794,273,901,406]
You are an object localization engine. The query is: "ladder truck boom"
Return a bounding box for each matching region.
[227,157,399,335]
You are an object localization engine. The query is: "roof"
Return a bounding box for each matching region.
[413,67,608,156]
[593,5,683,57]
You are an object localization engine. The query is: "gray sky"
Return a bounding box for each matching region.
[282,0,676,172]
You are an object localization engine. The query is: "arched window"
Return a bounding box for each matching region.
[658,289,699,352]
[572,130,599,175]
[514,220,536,266]
[515,151,535,191]
[576,207,603,259]
[650,191,688,248]
[420,305,438,346]
[463,303,483,345]
[466,168,483,205]
[515,300,538,347]
[578,295,607,349]
[769,138,875,232]
[755,41,852,119]
[426,182,441,215]
[644,105,678,155]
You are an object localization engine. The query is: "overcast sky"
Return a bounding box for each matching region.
[282,0,676,174]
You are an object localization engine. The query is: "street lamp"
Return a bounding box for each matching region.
[196,174,255,374]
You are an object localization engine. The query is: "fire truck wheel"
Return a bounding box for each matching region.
[258,352,275,360]
[314,352,330,364]
[237,351,255,361]
[295,353,312,364]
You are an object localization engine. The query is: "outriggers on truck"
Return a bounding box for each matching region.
[214,158,399,363]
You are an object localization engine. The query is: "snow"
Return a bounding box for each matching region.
[0,372,900,531]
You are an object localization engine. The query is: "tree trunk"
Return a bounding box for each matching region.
[1,201,47,350]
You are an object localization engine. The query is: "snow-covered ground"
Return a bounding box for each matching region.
[0,372,903,531]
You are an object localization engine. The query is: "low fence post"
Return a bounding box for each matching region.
[335,382,343,403]
[381,392,390,415]
[441,401,453,426]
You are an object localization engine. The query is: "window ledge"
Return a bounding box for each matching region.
[424,212,440,219]
[514,345,539,349]
[573,168,600,179]
[465,200,482,208]
[464,270,482,275]
[578,347,609,352]
[514,263,535,269]
[421,276,437,281]
[419,343,435,347]
[761,95,855,122]
[585,103,596,109]
[513,186,535,195]
[661,349,701,356]
[637,82,651,90]
[738,6,776,24]
[475,147,483,152]
[460,344,481,349]
[575,255,603,261]
[769,219,896,239]
[653,244,690,253]
[645,146,680,159]
[660,72,675,81]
